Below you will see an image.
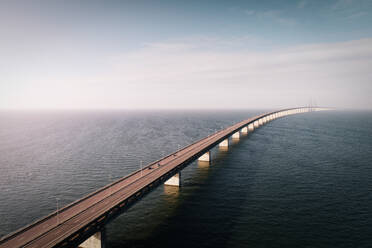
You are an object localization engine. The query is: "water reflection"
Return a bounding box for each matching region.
[218,146,229,152]
[197,160,211,168]
[231,138,240,145]
[163,185,180,199]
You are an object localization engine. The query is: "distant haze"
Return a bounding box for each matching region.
[1,0,372,110]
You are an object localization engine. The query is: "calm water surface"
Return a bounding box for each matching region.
[0,110,371,247]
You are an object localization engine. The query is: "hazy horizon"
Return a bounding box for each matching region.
[1,0,372,110]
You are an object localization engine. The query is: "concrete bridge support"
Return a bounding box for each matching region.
[232,131,240,139]
[248,123,254,131]
[198,151,211,162]
[259,118,263,126]
[219,139,229,148]
[79,229,106,248]
[241,126,248,134]
[164,173,181,187]
[254,120,259,128]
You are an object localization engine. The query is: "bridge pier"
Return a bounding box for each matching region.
[248,123,254,131]
[241,126,248,134]
[232,131,240,139]
[164,173,181,187]
[219,139,229,148]
[79,228,106,248]
[259,118,263,126]
[198,151,211,162]
[254,120,259,128]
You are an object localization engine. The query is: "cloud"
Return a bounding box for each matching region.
[245,9,297,27]
[347,11,367,19]
[2,36,372,109]
[101,37,372,109]
[297,0,308,9]
[244,10,255,16]
[331,0,355,10]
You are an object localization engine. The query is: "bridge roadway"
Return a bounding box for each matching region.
[0,108,307,248]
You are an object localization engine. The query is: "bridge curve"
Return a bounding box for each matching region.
[0,107,329,248]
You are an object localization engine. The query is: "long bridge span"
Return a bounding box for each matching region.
[0,107,328,248]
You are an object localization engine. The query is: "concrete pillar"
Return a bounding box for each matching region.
[254,120,259,128]
[241,126,248,134]
[248,123,254,131]
[164,173,181,187]
[79,229,105,248]
[259,118,263,125]
[219,139,229,147]
[198,151,211,162]
[232,131,240,139]
[263,117,267,124]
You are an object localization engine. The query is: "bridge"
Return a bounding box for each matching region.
[0,107,329,248]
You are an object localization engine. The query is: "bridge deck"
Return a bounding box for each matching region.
[0,109,298,248]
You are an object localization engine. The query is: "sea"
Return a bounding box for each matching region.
[0,110,371,248]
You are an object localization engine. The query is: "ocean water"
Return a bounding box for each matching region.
[0,110,371,247]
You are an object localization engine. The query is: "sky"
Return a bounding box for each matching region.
[1,0,372,110]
